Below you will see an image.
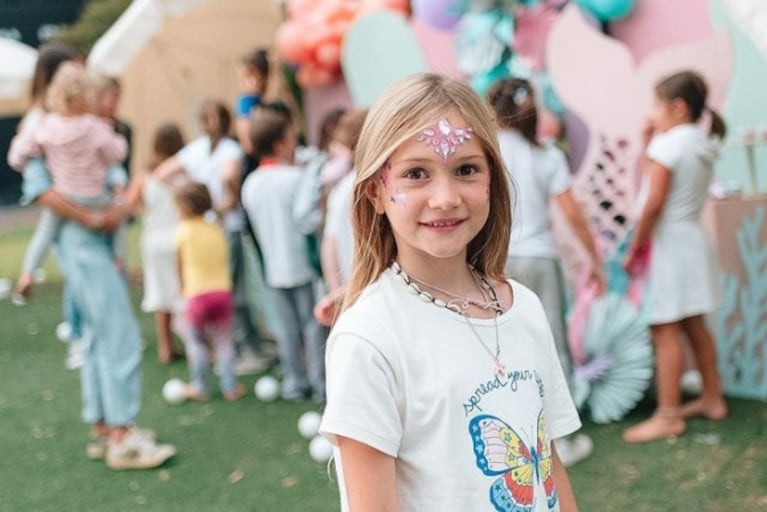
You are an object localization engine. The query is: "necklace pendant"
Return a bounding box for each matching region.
[494,360,506,377]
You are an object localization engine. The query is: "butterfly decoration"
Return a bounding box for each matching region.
[469,410,557,512]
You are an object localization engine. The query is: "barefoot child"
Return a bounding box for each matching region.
[319,73,580,511]
[174,182,245,401]
[623,70,728,443]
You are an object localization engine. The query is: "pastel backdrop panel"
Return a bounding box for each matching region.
[546,5,732,272]
[711,0,767,193]
[341,11,429,108]
[703,196,767,400]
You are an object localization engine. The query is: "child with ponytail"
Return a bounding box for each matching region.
[623,70,727,443]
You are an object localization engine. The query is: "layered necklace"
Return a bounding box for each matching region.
[391,262,508,377]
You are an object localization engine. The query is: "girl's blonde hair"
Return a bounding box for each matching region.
[344,72,512,310]
[45,61,94,114]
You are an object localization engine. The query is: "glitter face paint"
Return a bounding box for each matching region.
[416,118,474,160]
[380,162,407,206]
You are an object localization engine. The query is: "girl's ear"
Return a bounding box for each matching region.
[365,178,386,214]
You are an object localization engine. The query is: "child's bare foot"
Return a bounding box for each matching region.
[623,410,685,443]
[185,385,210,402]
[680,397,728,420]
[224,384,246,402]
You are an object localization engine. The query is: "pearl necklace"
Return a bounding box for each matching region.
[391,262,507,377]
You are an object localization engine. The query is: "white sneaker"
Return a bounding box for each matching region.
[105,429,176,470]
[554,434,594,467]
[65,341,84,370]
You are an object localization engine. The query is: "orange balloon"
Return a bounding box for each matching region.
[315,42,341,67]
[275,22,309,64]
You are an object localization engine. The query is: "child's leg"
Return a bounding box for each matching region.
[271,286,310,400]
[184,324,211,400]
[623,322,686,443]
[679,315,727,419]
[207,302,243,401]
[294,282,327,401]
[15,208,61,298]
[154,311,177,363]
[182,298,213,398]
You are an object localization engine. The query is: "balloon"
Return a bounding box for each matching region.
[363,0,409,14]
[576,0,636,22]
[412,0,462,31]
[275,22,310,64]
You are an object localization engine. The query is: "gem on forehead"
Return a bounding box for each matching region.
[416,118,473,160]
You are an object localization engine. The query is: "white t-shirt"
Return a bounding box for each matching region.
[241,164,316,288]
[323,172,355,285]
[177,135,245,232]
[499,131,572,258]
[320,269,581,512]
[644,123,720,225]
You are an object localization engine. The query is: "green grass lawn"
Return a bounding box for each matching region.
[0,226,766,511]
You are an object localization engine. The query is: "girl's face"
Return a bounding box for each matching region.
[201,107,222,137]
[370,111,492,269]
[650,95,689,133]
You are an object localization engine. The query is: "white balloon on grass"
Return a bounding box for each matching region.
[297,411,322,439]
[254,375,280,402]
[309,435,333,463]
[55,322,73,343]
[162,378,187,405]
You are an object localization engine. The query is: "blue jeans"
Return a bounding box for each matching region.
[55,220,142,426]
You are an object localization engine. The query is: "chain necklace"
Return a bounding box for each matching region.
[391,262,507,377]
[400,264,506,316]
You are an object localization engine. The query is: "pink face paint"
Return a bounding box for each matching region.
[416,118,474,160]
[380,162,407,207]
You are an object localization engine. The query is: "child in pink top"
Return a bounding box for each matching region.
[8,62,127,195]
[7,62,128,302]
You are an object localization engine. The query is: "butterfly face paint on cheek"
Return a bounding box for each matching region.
[416,118,474,160]
[380,161,407,207]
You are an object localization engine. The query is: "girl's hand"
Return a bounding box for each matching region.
[623,244,649,276]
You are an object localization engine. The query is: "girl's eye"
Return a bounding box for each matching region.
[457,164,480,177]
[404,168,428,180]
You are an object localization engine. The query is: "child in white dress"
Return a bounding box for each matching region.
[623,70,728,443]
[124,124,186,363]
[319,73,580,512]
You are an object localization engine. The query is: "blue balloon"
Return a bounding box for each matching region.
[576,0,636,22]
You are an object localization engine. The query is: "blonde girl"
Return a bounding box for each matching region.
[174,183,245,401]
[623,71,727,443]
[319,73,580,512]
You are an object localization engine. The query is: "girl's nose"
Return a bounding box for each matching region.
[427,176,461,210]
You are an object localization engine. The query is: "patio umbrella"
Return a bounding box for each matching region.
[87,0,283,175]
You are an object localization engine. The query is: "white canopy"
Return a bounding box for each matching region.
[87,0,207,76]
